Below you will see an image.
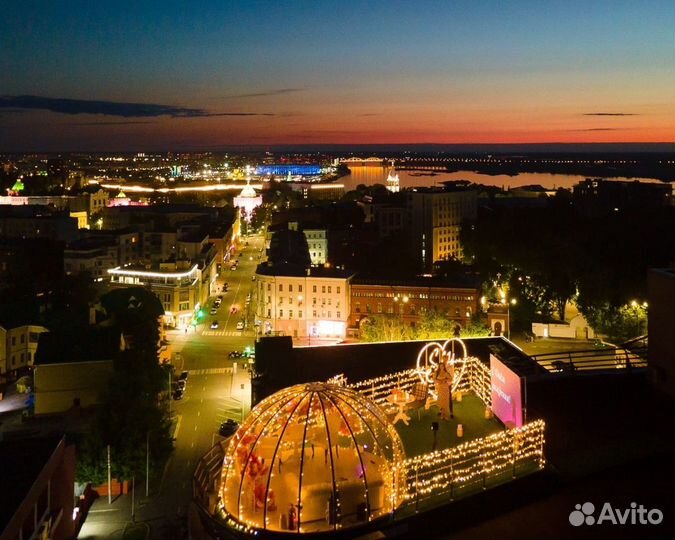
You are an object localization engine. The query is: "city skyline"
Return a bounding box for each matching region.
[1,0,674,151]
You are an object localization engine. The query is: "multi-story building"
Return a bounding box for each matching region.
[407,185,477,270]
[0,206,79,243]
[108,249,216,329]
[0,325,49,376]
[302,226,328,266]
[0,437,76,540]
[255,263,354,339]
[349,277,480,333]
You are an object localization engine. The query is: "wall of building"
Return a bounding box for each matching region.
[2,325,48,375]
[33,360,114,415]
[256,274,351,338]
[648,268,675,399]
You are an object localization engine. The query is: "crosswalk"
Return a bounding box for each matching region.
[201,330,249,337]
[188,367,233,376]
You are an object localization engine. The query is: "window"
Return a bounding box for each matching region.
[267,309,271,317]
[337,286,340,294]
[322,286,326,293]
[267,283,271,291]
[289,284,293,292]
[328,286,332,293]
[289,310,293,318]
[336,311,340,318]
[267,296,271,304]
[328,311,332,318]
[20,334,25,344]
[179,302,189,311]
[289,297,293,304]
[299,310,303,318]
[377,303,383,313]
[313,310,317,317]
[164,293,171,302]
[279,284,283,292]
[328,298,332,305]
[299,285,303,293]
[279,309,284,317]
[355,302,361,313]
[279,297,284,305]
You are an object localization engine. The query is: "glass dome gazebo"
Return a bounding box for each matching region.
[219,383,406,534]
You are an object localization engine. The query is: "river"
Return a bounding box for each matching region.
[340,167,663,192]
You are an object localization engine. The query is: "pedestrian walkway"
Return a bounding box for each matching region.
[200,330,248,337]
[188,367,233,376]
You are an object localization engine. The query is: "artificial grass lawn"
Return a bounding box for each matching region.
[394,392,505,458]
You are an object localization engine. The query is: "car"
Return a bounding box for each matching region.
[217,295,223,301]
[173,389,184,400]
[210,320,219,329]
[228,350,242,358]
[178,370,189,381]
[236,321,245,330]
[223,284,229,291]
[210,308,217,315]
[176,379,186,390]
[230,264,237,270]
[230,306,237,314]
[219,419,239,437]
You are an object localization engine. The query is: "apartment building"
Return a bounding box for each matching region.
[0,325,49,376]
[255,263,354,338]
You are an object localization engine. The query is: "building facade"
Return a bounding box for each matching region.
[255,264,353,338]
[407,186,478,270]
[349,278,480,333]
[108,262,209,329]
[648,268,675,399]
[303,228,328,266]
[0,325,48,376]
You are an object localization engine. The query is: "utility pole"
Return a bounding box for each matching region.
[107,445,112,505]
[131,476,136,523]
[145,432,150,497]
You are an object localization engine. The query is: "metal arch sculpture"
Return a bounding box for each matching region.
[415,338,469,395]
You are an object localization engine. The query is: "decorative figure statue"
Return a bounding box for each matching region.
[434,356,453,420]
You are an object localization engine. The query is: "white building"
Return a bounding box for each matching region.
[255,263,353,339]
[386,169,400,193]
[303,228,328,266]
[233,179,262,221]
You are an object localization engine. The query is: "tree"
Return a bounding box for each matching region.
[415,309,457,339]
[359,315,414,342]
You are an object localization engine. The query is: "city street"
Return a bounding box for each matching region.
[78,233,265,540]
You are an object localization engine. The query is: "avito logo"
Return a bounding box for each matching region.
[569,502,663,527]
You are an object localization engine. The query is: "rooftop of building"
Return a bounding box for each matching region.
[352,274,480,290]
[409,180,475,194]
[0,437,65,531]
[255,261,354,279]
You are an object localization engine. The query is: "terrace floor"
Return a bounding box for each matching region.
[393,392,505,458]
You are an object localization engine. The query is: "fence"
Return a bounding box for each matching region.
[532,346,647,374]
[346,356,491,414]
[402,419,546,506]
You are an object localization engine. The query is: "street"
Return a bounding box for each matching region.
[78,233,265,540]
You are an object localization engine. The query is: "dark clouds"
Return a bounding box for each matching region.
[583,112,637,116]
[0,95,274,117]
[225,88,304,98]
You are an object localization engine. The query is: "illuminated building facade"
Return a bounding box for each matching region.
[407,186,477,270]
[255,263,353,339]
[233,180,262,220]
[349,278,480,332]
[255,164,322,176]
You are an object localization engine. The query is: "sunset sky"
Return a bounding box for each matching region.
[1,0,674,150]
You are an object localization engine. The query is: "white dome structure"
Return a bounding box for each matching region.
[233,179,262,220]
[219,383,406,533]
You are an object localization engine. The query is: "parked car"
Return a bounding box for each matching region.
[210,320,219,329]
[228,350,243,359]
[219,419,239,437]
[210,308,218,315]
[179,370,189,381]
[176,379,186,390]
[173,389,184,400]
[230,264,237,270]
[236,321,245,330]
